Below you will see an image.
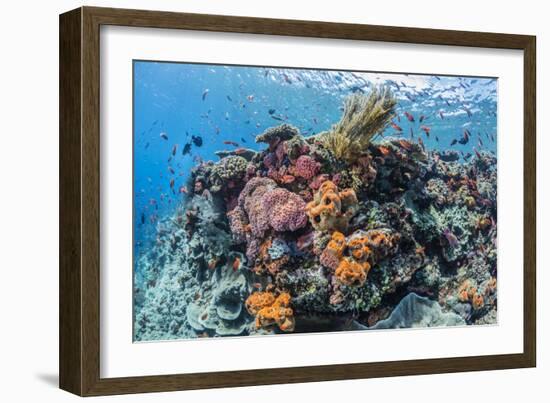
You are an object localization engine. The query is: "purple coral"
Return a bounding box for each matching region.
[293,155,320,180]
[261,188,307,232]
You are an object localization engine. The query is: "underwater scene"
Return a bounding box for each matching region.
[133,61,498,341]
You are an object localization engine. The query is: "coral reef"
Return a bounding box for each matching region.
[134,90,497,341]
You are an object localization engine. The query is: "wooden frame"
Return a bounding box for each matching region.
[59,6,536,396]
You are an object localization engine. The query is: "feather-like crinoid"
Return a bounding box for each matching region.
[321,86,396,163]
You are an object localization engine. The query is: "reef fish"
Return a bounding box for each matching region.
[223,140,240,147]
[391,122,403,132]
[458,130,470,145]
[192,135,203,147]
[202,89,209,101]
[160,132,168,141]
[404,111,415,122]
[171,144,177,156]
[182,142,192,156]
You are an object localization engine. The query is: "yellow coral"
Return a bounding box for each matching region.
[245,291,295,332]
[305,181,358,232]
[321,86,397,163]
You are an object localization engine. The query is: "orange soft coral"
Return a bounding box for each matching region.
[335,258,370,286]
[245,291,276,315]
[347,236,372,261]
[320,228,398,287]
[245,291,295,332]
[305,181,358,232]
[457,279,485,310]
[326,231,346,258]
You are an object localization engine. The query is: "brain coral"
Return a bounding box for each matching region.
[305,180,358,232]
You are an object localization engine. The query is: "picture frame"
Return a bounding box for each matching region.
[59,6,536,396]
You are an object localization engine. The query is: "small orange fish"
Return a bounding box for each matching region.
[223,140,240,147]
[232,257,241,271]
[378,145,391,156]
[179,186,188,194]
[391,122,403,132]
[233,148,247,155]
[207,258,218,270]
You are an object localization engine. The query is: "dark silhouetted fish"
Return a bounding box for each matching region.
[141,212,145,225]
[268,109,276,115]
[160,132,168,140]
[202,89,209,101]
[450,139,458,146]
[171,144,177,156]
[182,142,192,156]
[271,115,284,121]
[191,135,203,147]
[226,95,232,102]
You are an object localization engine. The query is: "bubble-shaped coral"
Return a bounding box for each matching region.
[305,180,358,232]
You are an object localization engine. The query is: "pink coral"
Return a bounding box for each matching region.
[228,177,308,261]
[309,174,330,190]
[292,155,320,180]
[262,188,307,232]
[227,206,248,243]
[238,177,277,237]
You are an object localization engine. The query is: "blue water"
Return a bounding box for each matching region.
[133,60,497,260]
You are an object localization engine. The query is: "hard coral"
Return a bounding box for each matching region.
[255,124,299,150]
[292,155,320,180]
[262,188,308,232]
[234,177,307,236]
[245,291,295,332]
[305,181,358,232]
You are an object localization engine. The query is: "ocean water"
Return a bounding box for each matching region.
[134,61,497,257]
[133,61,498,341]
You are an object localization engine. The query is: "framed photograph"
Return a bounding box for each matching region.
[59,6,536,396]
